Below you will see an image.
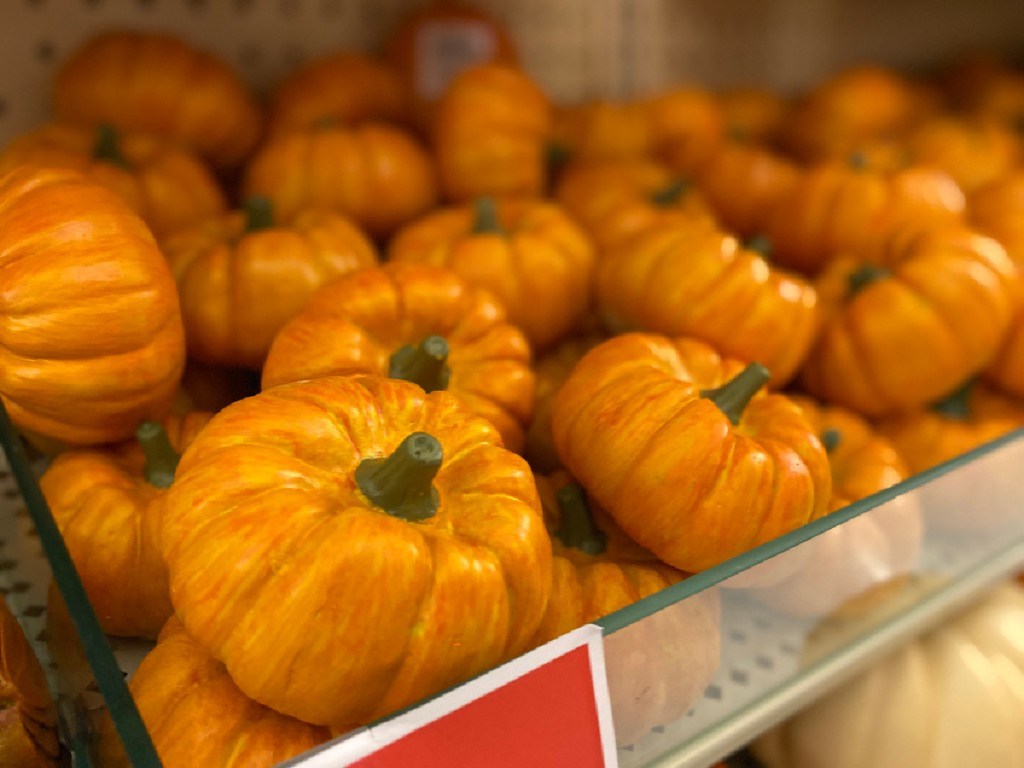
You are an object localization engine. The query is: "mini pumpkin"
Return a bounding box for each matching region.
[389,197,594,350]
[163,196,378,370]
[262,263,535,452]
[969,171,1024,265]
[52,30,262,169]
[801,226,1020,416]
[718,87,790,144]
[0,123,225,238]
[241,122,438,239]
[161,376,552,728]
[0,166,185,446]
[552,334,831,572]
[39,412,211,639]
[432,63,552,202]
[644,87,725,176]
[550,101,652,165]
[907,115,1020,193]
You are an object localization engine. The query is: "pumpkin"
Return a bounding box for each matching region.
[388,197,594,350]
[755,581,1024,768]
[969,171,1024,265]
[801,226,1020,416]
[550,101,652,165]
[267,52,409,135]
[385,0,518,128]
[0,598,60,767]
[97,618,329,768]
[241,122,438,239]
[555,158,718,251]
[0,166,185,446]
[262,263,535,452]
[52,30,262,170]
[696,141,800,239]
[39,412,211,639]
[551,334,831,572]
[596,226,820,386]
[524,334,606,472]
[162,196,377,370]
[0,123,225,238]
[645,88,725,176]
[743,396,922,617]
[160,375,552,727]
[764,158,967,275]
[432,63,552,202]
[718,87,790,144]
[907,115,1020,193]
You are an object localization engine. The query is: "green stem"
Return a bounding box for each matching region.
[471,197,504,235]
[701,363,771,425]
[932,380,973,420]
[554,484,607,556]
[244,196,274,233]
[745,233,773,259]
[93,124,129,168]
[136,422,179,489]
[355,432,442,522]
[821,428,842,454]
[848,150,868,170]
[847,264,890,296]
[388,336,451,393]
[547,142,571,171]
[650,178,691,207]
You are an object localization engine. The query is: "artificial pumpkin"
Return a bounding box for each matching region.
[596,226,820,386]
[907,115,1020,193]
[801,225,1020,416]
[241,122,438,239]
[551,334,831,573]
[550,101,653,165]
[0,598,60,767]
[388,197,594,350]
[0,166,185,446]
[97,618,329,768]
[969,171,1024,265]
[764,158,967,275]
[52,30,262,170]
[555,158,717,251]
[262,263,535,452]
[39,411,211,638]
[267,52,409,135]
[163,196,377,370]
[0,123,225,238]
[432,63,552,202]
[718,87,790,144]
[160,375,552,728]
[645,87,725,176]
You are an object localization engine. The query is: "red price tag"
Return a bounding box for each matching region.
[291,625,618,768]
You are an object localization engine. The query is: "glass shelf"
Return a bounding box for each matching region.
[3,397,1024,767]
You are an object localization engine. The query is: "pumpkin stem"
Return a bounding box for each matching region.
[848,150,868,170]
[244,196,274,233]
[650,178,691,207]
[745,233,773,259]
[847,263,890,295]
[471,197,504,236]
[93,124,129,168]
[932,380,974,420]
[547,142,571,172]
[821,428,842,454]
[388,336,451,393]
[355,432,442,522]
[554,483,607,556]
[701,363,771,425]
[136,421,179,489]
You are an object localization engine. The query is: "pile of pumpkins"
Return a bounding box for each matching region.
[1,2,1024,765]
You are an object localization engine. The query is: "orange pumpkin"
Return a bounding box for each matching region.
[596,226,820,386]
[432,63,552,202]
[550,101,652,165]
[262,263,535,452]
[907,116,1020,193]
[0,599,60,767]
[97,618,329,768]
[555,158,717,251]
[389,197,594,350]
[163,197,377,370]
[0,166,185,446]
[241,122,438,239]
[551,334,831,572]
[969,171,1024,265]
[718,87,790,144]
[39,412,211,639]
[0,123,225,238]
[161,376,552,727]
[267,52,409,135]
[52,30,262,170]
[645,87,725,176]
[802,225,1020,416]
[765,158,967,275]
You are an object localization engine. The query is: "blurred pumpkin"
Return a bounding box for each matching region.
[262,263,535,452]
[163,196,378,370]
[550,101,652,165]
[907,115,1019,193]
[969,171,1024,265]
[645,87,725,176]
[718,87,790,144]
